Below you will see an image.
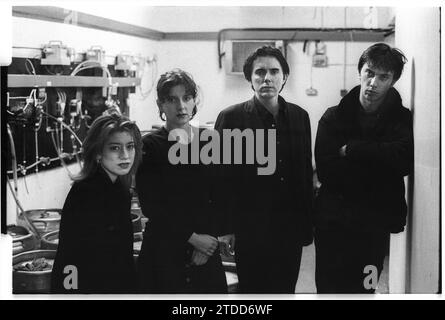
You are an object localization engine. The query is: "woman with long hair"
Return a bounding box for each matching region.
[51,112,142,293]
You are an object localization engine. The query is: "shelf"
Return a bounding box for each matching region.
[7,74,141,88]
[13,6,164,41]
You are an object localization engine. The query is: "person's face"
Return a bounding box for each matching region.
[359,63,395,105]
[158,85,195,128]
[250,56,286,100]
[98,131,135,182]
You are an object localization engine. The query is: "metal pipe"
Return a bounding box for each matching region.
[7,124,19,214]
[6,124,40,238]
[40,110,83,146]
[50,131,76,180]
[216,27,393,69]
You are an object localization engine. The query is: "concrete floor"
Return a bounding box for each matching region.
[294,243,389,294]
[295,243,317,293]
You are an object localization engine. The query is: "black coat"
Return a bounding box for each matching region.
[214,96,314,249]
[314,85,414,233]
[51,168,136,293]
[135,127,227,293]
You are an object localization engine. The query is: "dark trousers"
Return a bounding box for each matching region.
[314,227,389,294]
[235,240,302,294]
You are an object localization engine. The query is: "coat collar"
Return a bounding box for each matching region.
[244,95,289,114]
[94,165,123,189]
[243,95,301,166]
[338,85,403,120]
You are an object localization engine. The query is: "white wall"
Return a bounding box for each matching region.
[390,7,440,294]
[147,6,392,32]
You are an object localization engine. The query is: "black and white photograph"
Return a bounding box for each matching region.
[0,0,441,301]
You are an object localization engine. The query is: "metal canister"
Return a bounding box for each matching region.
[20,209,62,235]
[131,213,142,233]
[12,250,56,294]
[131,200,142,216]
[40,230,59,250]
[7,225,37,255]
[133,232,143,264]
[133,232,143,256]
[131,197,140,209]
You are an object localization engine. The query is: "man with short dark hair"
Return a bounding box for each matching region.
[215,46,313,293]
[314,43,413,293]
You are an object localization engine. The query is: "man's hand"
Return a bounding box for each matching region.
[190,249,210,266]
[188,233,218,256]
[339,145,347,157]
[218,234,236,257]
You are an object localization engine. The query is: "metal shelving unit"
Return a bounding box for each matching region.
[7,74,141,88]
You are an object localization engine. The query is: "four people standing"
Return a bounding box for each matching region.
[51,43,413,294]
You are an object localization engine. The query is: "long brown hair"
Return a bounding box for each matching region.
[76,113,142,189]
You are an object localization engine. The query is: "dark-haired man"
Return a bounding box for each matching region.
[215,46,313,293]
[314,43,413,293]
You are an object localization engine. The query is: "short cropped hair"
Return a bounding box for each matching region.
[156,69,198,120]
[243,46,290,82]
[358,43,407,81]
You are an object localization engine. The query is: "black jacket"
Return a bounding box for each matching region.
[51,168,136,293]
[214,96,313,247]
[314,86,414,233]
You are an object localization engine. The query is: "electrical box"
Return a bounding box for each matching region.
[312,54,328,67]
[41,41,73,66]
[86,45,107,67]
[312,41,328,68]
[115,53,134,71]
[224,40,284,75]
